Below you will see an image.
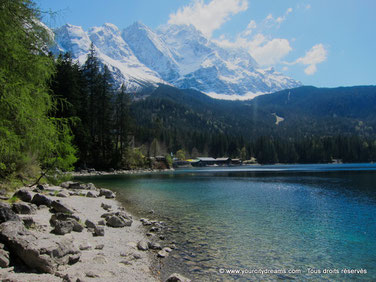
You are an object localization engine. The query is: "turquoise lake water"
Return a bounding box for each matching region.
[80,163,376,281]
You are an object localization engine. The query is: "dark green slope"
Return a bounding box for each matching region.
[131,84,376,139]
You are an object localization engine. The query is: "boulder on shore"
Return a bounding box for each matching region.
[50,200,74,214]
[13,189,32,202]
[0,202,21,224]
[12,202,36,215]
[0,221,80,273]
[31,193,52,207]
[99,189,116,199]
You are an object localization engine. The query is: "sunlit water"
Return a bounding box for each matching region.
[79,164,376,281]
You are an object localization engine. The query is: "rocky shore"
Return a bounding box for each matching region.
[0,182,190,282]
[70,168,174,177]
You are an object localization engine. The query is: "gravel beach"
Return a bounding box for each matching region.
[0,182,187,281]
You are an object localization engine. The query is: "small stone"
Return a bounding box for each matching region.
[79,242,92,251]
[133,253,142,260]
[157,250,169,258]
[97,219,105,226]
[92,255,107,264]
[149,209,155,214]
[159,235,166,240]
[101,202,112,211]
[99,189,115,199]
[85,219,96,229]
[120,260,132,265]
[120,251,127,257]
[146,233,154,237]
[72,221,84,232]
[148,242,162,250]
[93,226,104,237]
[86,191,97,198]
[86,271,99,278]
[165,273,191,282]
[163,247,172,253]
[0,249,10,268]
[170,244,177,250]
[95,244,104,250]
[56,191,69,198]
[150,227,159,232]
[137,240,149,251]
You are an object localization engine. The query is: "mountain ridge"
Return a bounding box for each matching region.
[51,21,301,98]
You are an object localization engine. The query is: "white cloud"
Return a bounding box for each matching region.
[264,7,293,27]
[251,37,292,66]
[215,33,292,66]
[243,19,256,36]
[168,0,248,37]
[286,44,327,75]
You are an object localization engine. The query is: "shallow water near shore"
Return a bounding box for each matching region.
[78,163,376,281]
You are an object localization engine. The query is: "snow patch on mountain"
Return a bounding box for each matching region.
[51,22,301,98]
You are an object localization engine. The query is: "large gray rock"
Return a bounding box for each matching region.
[50,213,80,225]
[0,202,21,224]
[137,240,149,251]
[52,220,74,235]
[99,189,115,199]
[13,189,32,202]
[50,213,82,235]
[31,193,52,207]
[12,202,36,215]
[51,200,74,214]
[165,273,191,282]
[0,221,80,273]
[106,215,130,228]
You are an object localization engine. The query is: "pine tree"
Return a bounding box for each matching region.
[0,0,76,181]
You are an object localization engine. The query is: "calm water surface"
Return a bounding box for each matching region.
[79,164,376,281]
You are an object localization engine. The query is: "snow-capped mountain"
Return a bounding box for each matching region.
[52,23,164,92]
[52,22,301,98]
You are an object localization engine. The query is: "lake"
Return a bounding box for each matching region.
[79,163,376,281]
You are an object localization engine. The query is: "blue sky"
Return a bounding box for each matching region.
[35,0,375,88]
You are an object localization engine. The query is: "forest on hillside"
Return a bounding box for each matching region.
[1,0,376,187]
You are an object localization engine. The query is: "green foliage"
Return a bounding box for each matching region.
[165,155,173,168]
[0,0,76,183]
[176,149,186,160]
[123,148,147,169]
